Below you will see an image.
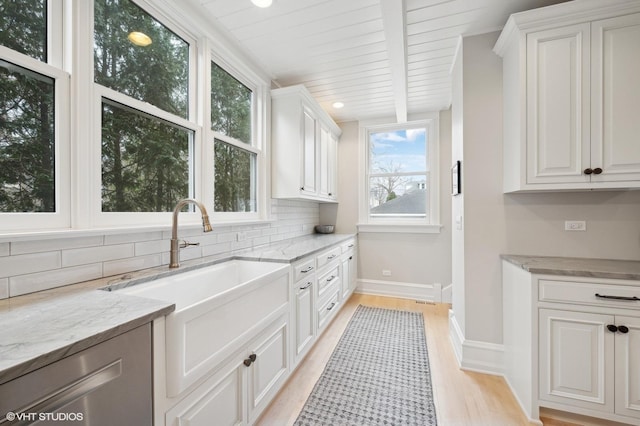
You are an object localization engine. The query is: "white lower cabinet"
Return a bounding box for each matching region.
[293,275,315,365]
[165,316,289,426]
[159,237,357,425]
[503,259,640,425]
[539,309,640,422]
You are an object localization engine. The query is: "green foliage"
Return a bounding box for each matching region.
[0,0,46,61]
[94,0,188,117]
[214,141,255,212]
[211,63,251,143]
[95,0,191,212]
[0,62,55,212]
[386,191,397,202]
[101,102,190,212]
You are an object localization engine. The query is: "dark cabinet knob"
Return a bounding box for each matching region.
[243,353,257,367]
[607,324,618,333]
[300,186,305,191]
[618,325,629,334]
[584,168,593,175]
[328,193,333,196]
[593,167,603,175]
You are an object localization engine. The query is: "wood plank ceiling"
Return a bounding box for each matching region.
[194,0,568,123]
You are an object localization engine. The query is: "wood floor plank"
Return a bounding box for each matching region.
[255,293,552,426]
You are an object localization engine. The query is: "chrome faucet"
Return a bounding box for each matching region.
[170,198,213,268]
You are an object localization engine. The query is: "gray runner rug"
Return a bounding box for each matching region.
[294,305,437,425]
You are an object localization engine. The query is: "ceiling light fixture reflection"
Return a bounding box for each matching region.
[128,31,152,47]
[251,0,273,7]
[332,102,345,109]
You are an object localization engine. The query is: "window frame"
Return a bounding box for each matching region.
[205,51,268,223]
[357,114,441,234]
[0,0,70,232]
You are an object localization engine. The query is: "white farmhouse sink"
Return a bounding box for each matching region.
[117,259,290,397]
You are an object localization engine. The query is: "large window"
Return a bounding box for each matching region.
[210,61,259,215]
[359,116,440,232]
[0,0,268,233]
[94,0,195,215]
[0,0,69,231]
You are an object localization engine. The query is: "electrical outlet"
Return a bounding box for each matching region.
[236,231,247,241]
[382,270,392,277]
[564,220,586,231]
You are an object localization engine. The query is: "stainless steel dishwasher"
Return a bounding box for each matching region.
[0,324,152,425]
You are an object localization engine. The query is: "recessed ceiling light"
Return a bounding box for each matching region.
[127,31,152,47]
[251,0,273,7]
[332,102,344,109]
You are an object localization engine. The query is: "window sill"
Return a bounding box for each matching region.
[356,223,443,234]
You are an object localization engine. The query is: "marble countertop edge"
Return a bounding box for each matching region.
[501,254,640,281]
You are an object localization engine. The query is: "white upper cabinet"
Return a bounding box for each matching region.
[271,85,341,202]
[495,0,640,192]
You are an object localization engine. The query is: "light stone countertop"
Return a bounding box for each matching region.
[0,233,355,384]
[501,255,640,281]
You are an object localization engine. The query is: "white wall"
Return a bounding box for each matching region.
[322,112,453,298]
[453,31,640,347]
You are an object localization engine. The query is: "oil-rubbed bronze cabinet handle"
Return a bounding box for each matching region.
[584,168,593,175]
[593,167,603,175]
[301,266,314,273]
[618,325,629,334]
[327,302,336,311]
[607,324,618,333]
[243,353,257,367]
[595,293,639,301]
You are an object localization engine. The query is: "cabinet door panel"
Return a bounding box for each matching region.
[302,108,317,194]
[295,283,314,361]
[319,126,330,197]
[591,13,640,182]
[526,24,591,184]
[539,309,614,413]
[615,315,640,420]
[248,318,289,422]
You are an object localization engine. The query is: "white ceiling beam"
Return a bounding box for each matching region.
[380,0,408,123]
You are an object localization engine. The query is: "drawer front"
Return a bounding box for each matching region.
[341,239,356,254]
[316,246,341,270]
[317,289,340,332]
[318,266,339,299]
[539,279,640,309]
[294,258,315,282]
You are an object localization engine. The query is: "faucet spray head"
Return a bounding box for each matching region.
[202,214,213,232]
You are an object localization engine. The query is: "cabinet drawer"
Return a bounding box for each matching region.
[317,289,340,332]
[294,258,315,282]
[539,279,640,309]
[318,266,339,299]
[341,239,355,254]
[316,246,341,269]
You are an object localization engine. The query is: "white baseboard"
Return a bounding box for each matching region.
[448,310,504,376]
[355,279,443,302]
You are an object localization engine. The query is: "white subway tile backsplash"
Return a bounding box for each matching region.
[10,236,104,255]
[104,231,163,245]
[0,252,61,278]
[62,244,134,267]
[0,278,8,299]
[9,264,103,297]
[103,254,163,277]
[0,199,320,298]
[134,240,166,257]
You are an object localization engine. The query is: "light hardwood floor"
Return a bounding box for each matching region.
[256,293,540,426]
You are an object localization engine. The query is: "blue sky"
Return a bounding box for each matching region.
[369,128,428,174]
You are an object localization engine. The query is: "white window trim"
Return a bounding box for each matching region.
[206,51,269,223]
[357,113,441,233]
[0,45,70,232]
